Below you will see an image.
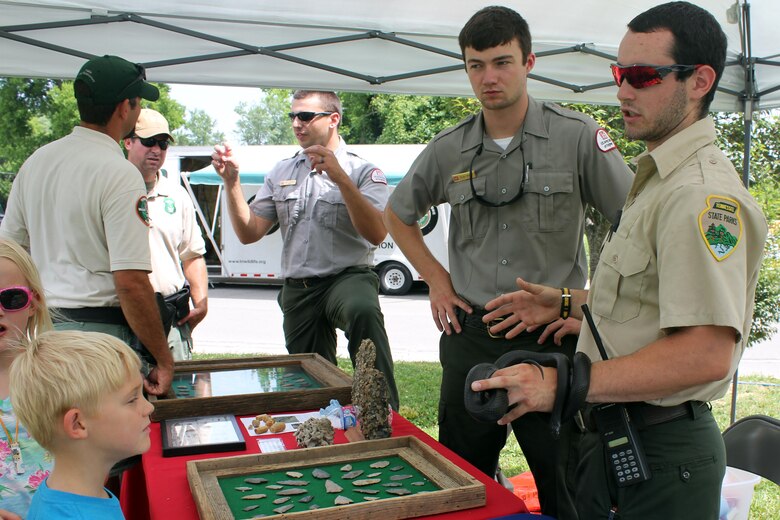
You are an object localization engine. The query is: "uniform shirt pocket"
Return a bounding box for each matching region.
[522,170,575,232]
[315,189,345,228]
[592,237,651,323]
[447,177,489,240]
[271,185,299,229]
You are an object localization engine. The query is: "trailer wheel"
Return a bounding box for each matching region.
[378,262,413,296]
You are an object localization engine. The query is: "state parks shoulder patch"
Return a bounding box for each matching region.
[698,195,742,261]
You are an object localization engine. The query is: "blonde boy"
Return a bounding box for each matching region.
[9,331,154,519]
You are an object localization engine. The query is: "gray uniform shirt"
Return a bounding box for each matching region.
[250,137,389,278]
[389,96,634,306]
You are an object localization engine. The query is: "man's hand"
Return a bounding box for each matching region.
[303,145,350,184]
[179,304,207,330]
[427,277,472,335]
[470,364,557,425]
[483,278,563,339]
[538,317,582,346]
[144,363,174,396]
[212,143,239,184]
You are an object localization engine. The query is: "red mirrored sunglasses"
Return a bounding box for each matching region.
[610,63,700,89]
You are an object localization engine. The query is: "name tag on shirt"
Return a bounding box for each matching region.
[279,180,297,186]
[451,171,473,183]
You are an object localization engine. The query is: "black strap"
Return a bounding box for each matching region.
[464,350,591,438]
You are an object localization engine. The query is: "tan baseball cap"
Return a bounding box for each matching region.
[134,108,174,141]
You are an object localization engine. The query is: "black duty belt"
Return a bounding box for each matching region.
[581,400,710,431]
[53,306,127,326]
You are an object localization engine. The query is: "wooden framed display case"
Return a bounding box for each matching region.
[186,435,486,519]
[150,354,352,422]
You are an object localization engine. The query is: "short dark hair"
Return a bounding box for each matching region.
[75,81,138,125]
[628,1,727,117]
[458,6,532,64]
[292,90,342,116]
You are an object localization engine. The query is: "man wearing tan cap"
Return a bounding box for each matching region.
[125,109,208,361]
[0,55,173,396]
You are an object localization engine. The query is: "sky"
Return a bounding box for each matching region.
[167,84,263,143]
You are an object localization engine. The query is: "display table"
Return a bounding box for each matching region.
[120,411,527,519]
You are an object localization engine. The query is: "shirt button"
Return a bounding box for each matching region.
[501,188,507,194]
[543,186,550,192]
[460,194,465,201]
[501,223,508,230]
[501,154,507,159]
[612,255,618,263]
[709,157,717,164]
[501,259,508,265]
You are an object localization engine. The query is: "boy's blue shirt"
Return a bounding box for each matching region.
[26,478,124,519]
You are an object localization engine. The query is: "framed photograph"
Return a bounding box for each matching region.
[161,414,246,457]
[149,354,353,422]
[186,435,485,520]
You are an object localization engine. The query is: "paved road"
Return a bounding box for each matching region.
[193,284,779,378]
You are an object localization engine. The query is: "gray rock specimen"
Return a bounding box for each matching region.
[352,339,392,439]
[294,417,334,448]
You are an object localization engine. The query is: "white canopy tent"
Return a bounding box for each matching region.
[2,0,774,419]
[1,0,778,112]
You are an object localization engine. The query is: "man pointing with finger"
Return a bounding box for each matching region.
[212,90,399,410]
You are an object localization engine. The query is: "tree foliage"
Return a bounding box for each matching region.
[235,89,295,145]
[0,78,185,200]
[173,109,225,146]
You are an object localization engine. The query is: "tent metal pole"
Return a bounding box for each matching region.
[730,0,756,425]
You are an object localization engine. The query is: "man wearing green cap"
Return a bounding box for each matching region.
[0,55,174,396]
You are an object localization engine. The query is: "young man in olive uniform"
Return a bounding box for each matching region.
[473,2,768,518]
[384,6,633,519]
[212,91,399,411]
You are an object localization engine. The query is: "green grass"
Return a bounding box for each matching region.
[194,352,780,518]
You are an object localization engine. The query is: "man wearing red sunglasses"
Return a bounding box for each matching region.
[0,56,174,397]
[384,6,634,519]
[471,2,768,517]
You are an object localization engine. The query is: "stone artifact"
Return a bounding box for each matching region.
[352,339,392,439]
[294,417,334,448]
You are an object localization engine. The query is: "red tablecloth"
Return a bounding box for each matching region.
[121,411,527,519]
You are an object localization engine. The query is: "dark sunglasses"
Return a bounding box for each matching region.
[136,136,170,150]
[0,286,34,312]
[288,111,333,122]
[469,144,530,207]
[610,63,700,89]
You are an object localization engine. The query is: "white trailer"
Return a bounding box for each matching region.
[164,145,449,295]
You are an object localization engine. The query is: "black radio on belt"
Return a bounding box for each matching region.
[582,305,651,487]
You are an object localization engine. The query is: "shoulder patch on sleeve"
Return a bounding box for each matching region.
[370,168,387,184]
[698,195,742,261]
[136,196,151,227]
[595,128,617,152]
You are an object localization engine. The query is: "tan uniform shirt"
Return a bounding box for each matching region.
[389,96,634,306]
[579,117,768,405]
[0,126,151,308]
[147,172,206,296]
[249,137,389,278]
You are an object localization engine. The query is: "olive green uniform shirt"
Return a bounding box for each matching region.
[389,96,634,306]
[579,117,768,405]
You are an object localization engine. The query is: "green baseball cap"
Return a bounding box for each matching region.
[74,55,159,105]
